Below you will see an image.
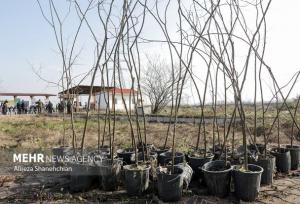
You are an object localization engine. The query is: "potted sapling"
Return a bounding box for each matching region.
[188,66,214,182]
[270,87,291,173]
[249,63,275,185]
[286,96,300,170]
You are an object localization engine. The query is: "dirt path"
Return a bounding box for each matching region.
[0,171,299,204]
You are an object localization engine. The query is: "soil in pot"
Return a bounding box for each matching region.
[233,164,263,202]
[250,155,275,185]
[286,145,300,170]
[271,147,291,173]
[98,158,122,191]
[117,148,135,165]
[157,165,184,202]
[202,160,232,197]
[158,151,184,166]
[123,164,151,196]
[187,151,213,181]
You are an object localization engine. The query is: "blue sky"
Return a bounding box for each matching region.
[0,0,300,103]
[0,0,59,93]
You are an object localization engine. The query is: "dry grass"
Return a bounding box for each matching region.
[0,114,299,152]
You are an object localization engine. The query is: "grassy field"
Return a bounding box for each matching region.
[0,113,299,152]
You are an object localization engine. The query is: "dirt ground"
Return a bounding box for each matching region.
[0,115,299,203]
[0,171,299,204]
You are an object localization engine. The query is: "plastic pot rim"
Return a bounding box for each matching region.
[98,158,123,167]
[160,151,184,157]
[53,145,71,149]
[202,160,233,173]
[257,155,275,160]
[117,148,136,154]
[233,164,264,174]
[270,147,290,154]
[187,153,214,160]
[286,145,300,150]
[156,165,184,175]
[123,164,151,171]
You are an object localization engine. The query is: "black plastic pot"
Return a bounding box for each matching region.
[155,147,169,164]
[210,146,231,160]
[98,159,122,191]
[137,143,155,152]
[158,151,184,166]
[157,166,184,202]
[271,148,291,173]
[123,164,150,196]
[134,151,157,162]
[187,154,213,181]
[98,145,110,154]
[202,160,232,197]
[248,143,265,154]
[286,145,300,170]
[90,148,111,161]
[210,144,223,152]
[251,156,275,185]
[69,163,97,192]
[52,146,72,156]
[156,147,170,154]
[233,164,263,202]
[117,148,135,165]
[52,146,72,164]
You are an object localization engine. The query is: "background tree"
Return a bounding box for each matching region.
[142,55,183,114]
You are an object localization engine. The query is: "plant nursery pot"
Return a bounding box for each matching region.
[210,146,231,160]
[137,143,155,152]
[52,146,72,161]
[271,148,291,173]
[98,158,122,191]
[157,165,184,202]
[90,148,111,161]
[158,151,185,166]
[233,164,263,202]
[133,151,157,162]
[202,160,232,197]
[155,147,169,164]
[98,145,110,153]
[69,162,97,192]
[187,153,213,181]
[117,148,135,165]
[251,156,275,185]
[123,164,151,196]
[286,145,300,170]
[248,143,265,154]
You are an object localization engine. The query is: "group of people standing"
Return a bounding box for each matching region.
[56,100,72,114]
[0,99,54,115]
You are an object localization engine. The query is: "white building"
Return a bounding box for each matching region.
[96,88,138,111]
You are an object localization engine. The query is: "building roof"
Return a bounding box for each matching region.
[58,85,114,95]
[0,92,56,97]
[59,86,137,95]
[106,88,137,94]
